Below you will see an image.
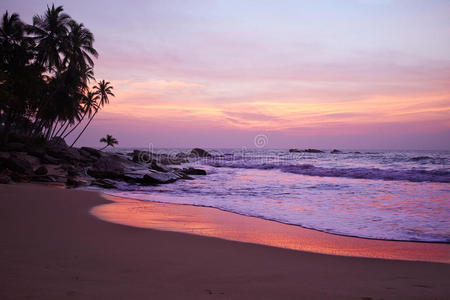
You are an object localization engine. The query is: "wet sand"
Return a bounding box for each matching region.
[1,183,449,299]
[93,194,450,263]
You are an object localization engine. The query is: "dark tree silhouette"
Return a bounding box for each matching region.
[99,134,118,150]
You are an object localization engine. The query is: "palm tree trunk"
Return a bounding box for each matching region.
[53,120,67,138]
[99,145,108,150]
[63,110,87,139]
[50,121,59,139]
[58,120,71,138]
[70,109,97,147]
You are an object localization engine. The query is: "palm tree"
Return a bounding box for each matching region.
[99,134,118,150]
[70,80,114,147]
[29,4,71,73]
[0,11,39,142]
[61,88,98,138]
[64,20,98,75]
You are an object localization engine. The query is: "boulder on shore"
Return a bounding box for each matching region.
[91,178,118,189]
[34,166,48,175]
[0,174,11,184]
[140,171,180,185]
[87,155,124,179]
[182,167,207,175]
[331,149,342,154]
[80,147,102,158]
[2,154,33,175]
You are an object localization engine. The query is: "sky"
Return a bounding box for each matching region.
[3,0,450,149]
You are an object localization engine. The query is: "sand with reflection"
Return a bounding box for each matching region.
[92,195,450,263]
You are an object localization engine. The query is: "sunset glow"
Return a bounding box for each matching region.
[4,0,450,148]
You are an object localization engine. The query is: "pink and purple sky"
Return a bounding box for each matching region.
[4,0,450,149]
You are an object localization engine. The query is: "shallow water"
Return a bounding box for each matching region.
[97,148,450,242]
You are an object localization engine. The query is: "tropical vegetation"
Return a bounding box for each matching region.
[99,134,118,150]
[0,4,114,146]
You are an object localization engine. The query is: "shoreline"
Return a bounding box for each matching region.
[98,190,450,245]
[91,192,450,263]
[1,183,450,299]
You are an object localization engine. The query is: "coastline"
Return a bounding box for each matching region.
[1,183,450,299]
[92,192,450,263]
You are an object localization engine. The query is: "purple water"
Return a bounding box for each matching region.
[97,149,450,242]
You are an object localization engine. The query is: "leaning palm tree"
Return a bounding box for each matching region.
[62,88,98,138]
[99,134,118,150]
[70,80,114,147]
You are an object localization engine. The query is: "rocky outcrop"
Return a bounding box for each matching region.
[1,137,211,189]
[331,149,342,154]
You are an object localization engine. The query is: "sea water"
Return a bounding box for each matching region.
[99,148,450,242]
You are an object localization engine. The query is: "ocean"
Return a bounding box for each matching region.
[95,148,450,243]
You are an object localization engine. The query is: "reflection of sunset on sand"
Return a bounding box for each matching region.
[1,184,450,299]
[92,195,450,263]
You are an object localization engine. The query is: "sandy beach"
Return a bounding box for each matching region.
[1,183,449,299]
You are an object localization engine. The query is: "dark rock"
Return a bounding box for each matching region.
[190,148,212,158]
[6,142,26,151]
[303,149,324,153]
[331,149,342,154]
[27,147,46,159]
[290,148,324,153]
[79,149,97,162]
[354,151,361,154]
[47,137,68,152]
[66,166,79,177]
[132,150,152,163]
[91,179,118,189]
[140,172,179,185]
[3,154,33,175]
[411,156,432,161]
[87,155,124,178]
[41,154,59,164]
[150,161,169,172]
[182,167,207,175]
[0,174,11,184]
[34,166,48,175]
[158,156,188,165]
[66,177,82,187]
[64,148,81,161]
[31,175,55,183]
[80,147,102,158]
[10,172,30,182]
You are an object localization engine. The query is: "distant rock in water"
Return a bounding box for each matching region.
[411,156,432,161]
[331,149,342,154]
[289,148,324,153]
[190,148,212,158]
